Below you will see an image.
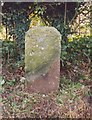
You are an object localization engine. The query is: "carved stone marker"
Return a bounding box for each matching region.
[25,26,61,93]
[0,41,2,76]
[0,41,2,118]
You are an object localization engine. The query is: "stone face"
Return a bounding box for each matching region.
[0,41,2,76]
[26,58,60,93]
[25,26,61,93]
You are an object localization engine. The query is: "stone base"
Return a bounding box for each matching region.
[25,58,60,94]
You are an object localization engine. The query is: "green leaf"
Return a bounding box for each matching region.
[0,76,5,86]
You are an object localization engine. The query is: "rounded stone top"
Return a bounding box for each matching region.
[25,26,61,76]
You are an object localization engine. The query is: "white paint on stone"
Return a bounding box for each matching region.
[41,47,45,50]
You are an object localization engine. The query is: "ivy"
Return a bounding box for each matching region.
[61,36,92,67]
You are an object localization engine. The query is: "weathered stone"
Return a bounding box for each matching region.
[25,26,61,93]
[0,41,2,118]
[0,41,2,76]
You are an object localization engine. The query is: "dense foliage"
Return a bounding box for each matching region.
[2,3,31,62]
[61,36,92,66]
[61,36,92,82]
[2,41,16,63]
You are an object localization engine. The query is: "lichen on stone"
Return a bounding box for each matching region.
[25,26,61,77]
